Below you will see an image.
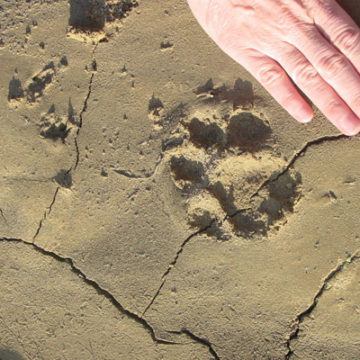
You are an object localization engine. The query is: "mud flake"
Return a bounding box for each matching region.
[208,182,237,216]
[196,78,258,109]
[161,136,184,151]
[60,56,69,66]
[104,0,138,22]
[160,40,173,50]
[8,76,24,102]
[148,95,164,122]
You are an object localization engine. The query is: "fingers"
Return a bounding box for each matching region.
[310,0,360,71]
[286,19,360,133]
[238,49,314,123]
[267,42,360,135]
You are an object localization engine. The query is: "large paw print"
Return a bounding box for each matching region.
[159,79,302,240]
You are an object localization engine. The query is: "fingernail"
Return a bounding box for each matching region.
[301,113,313,123]
[341,115,360,136]
[295,104,313,123]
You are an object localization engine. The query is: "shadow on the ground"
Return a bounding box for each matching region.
[0,349,25,360]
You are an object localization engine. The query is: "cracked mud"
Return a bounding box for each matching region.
[1,0,360,359]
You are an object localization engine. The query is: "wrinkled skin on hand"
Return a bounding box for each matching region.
[187,0,360,135]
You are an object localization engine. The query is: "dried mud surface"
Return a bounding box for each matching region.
[1,0,360,359]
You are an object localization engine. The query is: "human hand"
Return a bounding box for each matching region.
[187,0,360,135]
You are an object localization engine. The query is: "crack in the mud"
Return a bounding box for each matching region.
[141,279,166,317]
[32,187,59,241]
[74,43,98,170]
[167,329,221,360]
[141,221,215,317]
[161,220,215,279]
[32,43,98,241]
[284,250,360,359]
[74,68,94,168]
[225,207,252,221]
[141,133,352,357]
[78,74,94,130]
[251,134,348,200]
[0,237,186,347]
[1,177,51,183]
[113,154,164,179]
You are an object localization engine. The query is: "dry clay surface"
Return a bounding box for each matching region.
[1,0,360,359]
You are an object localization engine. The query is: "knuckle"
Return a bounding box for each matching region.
[334,27,360,53]
[327,98,343,113]
[351,96,360,110]
[286,22,314,42]
[257,64,283,86]
[318,52,348,75]
[293,62,318,83]
[277,8,304,35]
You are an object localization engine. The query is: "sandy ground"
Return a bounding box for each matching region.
[1,0,360,359]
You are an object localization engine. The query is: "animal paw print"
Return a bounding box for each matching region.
[37,104,78,143]
[7,58,68,106]
[160,79,302,239]
[26,62,56,103]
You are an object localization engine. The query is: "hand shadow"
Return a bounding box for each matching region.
[0,349,26,360]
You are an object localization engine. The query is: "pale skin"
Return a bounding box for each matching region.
[187,0,360,136]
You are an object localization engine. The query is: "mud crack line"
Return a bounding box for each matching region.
[33,44,98,241]
[251,133,348,200]
[142,134,350,336]
[167,329,221,360]
[141,209,250,318]
[74,42,98,170]
[284,250,360,359]
[32,187,59,241]
[0,237,189,347]
[141,220,215,317]
[113,154,164,179]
